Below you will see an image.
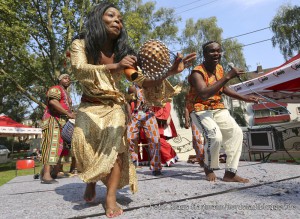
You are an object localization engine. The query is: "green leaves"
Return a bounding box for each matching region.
[0,0,84,120]
[1,0,252,125]
[270,4,300,60]
[0,0,183,121]
[171,16,248,126]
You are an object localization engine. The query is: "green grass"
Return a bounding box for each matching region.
[0,152,41,186]
[0,158,72,186]
[0,160,43,186]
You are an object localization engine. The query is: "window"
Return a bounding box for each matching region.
[247,131,276,152]
[254,109,272,118]
[254,108,289,118]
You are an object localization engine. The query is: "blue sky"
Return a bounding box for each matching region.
[152,0,299,71]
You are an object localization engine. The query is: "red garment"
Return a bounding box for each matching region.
[136,124,178,166]
[128,95,161,169]
[151,102,177,138]
[44,85,72,157]
[43,85,72,120]
[160,136,178,166]
[152,102,178,166]
[137,128,150,165]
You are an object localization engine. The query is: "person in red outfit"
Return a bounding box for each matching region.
[40,74,76,184]
[152,102,178,167]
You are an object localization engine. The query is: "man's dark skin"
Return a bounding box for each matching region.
[42,75,76,182]
[48,76,76,120]
[189,42,261,183]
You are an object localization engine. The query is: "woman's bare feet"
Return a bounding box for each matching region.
[105,194,123,218]
[106,205,123,218]
[84,182,96,203]
[223,171,249,183]
[204,166,217,182]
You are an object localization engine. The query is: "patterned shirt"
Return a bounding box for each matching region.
[42,85,72,121]
[186,63,225,113]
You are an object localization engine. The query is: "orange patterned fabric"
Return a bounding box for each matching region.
[186,63,225,113]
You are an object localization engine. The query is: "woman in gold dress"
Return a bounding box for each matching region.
[71,2,196,218]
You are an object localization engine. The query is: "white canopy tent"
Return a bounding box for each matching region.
[0,115,42,153]
[230,55,300,154]
[230,53,300,103]
[0,115,41,137]
[0,126,42,137]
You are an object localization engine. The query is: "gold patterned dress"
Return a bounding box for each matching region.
[70,39,137,193]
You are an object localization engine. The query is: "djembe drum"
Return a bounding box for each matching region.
[61,119,75,145]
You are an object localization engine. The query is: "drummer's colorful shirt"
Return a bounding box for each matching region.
[42,85,72,127]
[41,85,73,164]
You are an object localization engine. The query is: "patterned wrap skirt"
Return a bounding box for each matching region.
[41,116,71,165]
[72,102,137,193]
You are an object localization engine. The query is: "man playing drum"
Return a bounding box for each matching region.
[40,74,76,184]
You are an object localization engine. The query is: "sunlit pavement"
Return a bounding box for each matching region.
[0,161,299,219]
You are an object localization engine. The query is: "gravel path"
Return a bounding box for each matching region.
[0,161,299,219]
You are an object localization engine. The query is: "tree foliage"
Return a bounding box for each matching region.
[232,106,247,127]
[173,16,247,127]
[0,0,180,122]
[270,4,300,60]
[1,0,250,127]
[0,0,92,121]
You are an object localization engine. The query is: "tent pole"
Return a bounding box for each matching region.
[11,136,15,155]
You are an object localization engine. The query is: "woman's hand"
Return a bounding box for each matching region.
[167,52,197,76]
[117,55,137,70]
